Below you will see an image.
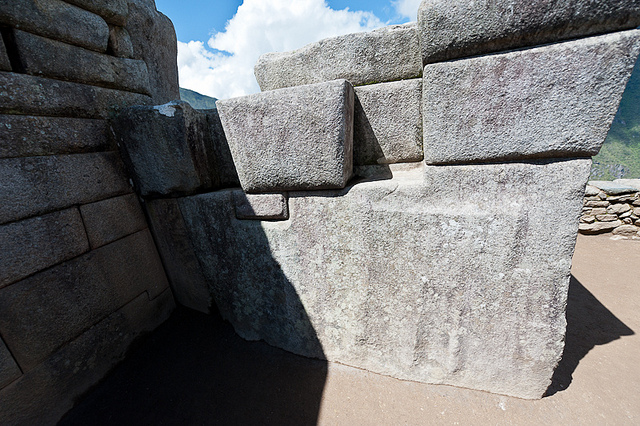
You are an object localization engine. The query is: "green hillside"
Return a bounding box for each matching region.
[179,87,218,109]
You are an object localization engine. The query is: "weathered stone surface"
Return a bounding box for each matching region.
[217,80,354,193]
[423,31,640,164]
[0,115,110,159]
[0,289,174,425]
[608,203,632,214]
[255,23,422,91]
[0,337,21,389]
[635,208,640,216]
[613,224,639,236]
[579,220,623,234]
[127,0,179,103]
[108,25,134,58]
[580,215,595,223]
[589,208,607,216]
[583,185,600,197]
[589,180,639,195]
[605,194,637,202]
[417,0,640,65]
[354,79,423,165]
[0,208,89,288]
[64,0,128,26]
[145,199,212,314]
[0,152,131,225]
[584,200,609,208]
[0,229,168,371]
[178,158,591,399]
[234,192,289,220]
[0,72,151,119]
[13,30,151,95]
[80,194,147,249]
[612,179,640,191]
[595,214,619,222]
[0,0,109,52]
[202,108,241,187]
[0,33,10,71]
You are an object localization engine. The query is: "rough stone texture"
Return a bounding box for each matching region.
[127,0,179,103]
[584,185,600,196]
[584,200,609,208]
[0,33,10,71]
[0,229,169,371]
[612,179,640,191]
[579,220,623,234]
[612,224,639,236]
[0,208,89,288]
[595,214,619,222]
[108,25,134,58]
[0,338,21,389]
[422,31,640,164]
[589,180,640,195]
[0,72,152,119]
[255,23,422,91]
[202,108,240,187]
[0,0,109,52]
[13,30,151,95]
[607,203,632,214]
[417,0,640,65]
[217,80,354,193]
[580,215,595,223]
[0,152,132,225]
[80,193,147,249]
[234,192,289,221]
[0,289,174,425]
[0,115,110,158]
[178,159,591,399]
[64,0,129,26]
[354,79,423,165]
[145,199,212,314]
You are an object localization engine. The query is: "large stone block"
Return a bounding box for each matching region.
[0,337,21,389]
[354,79,423,165]
[0,229,169,371]
[13,30,151,95]
[0,208,89,289]
[108,25,134,58]
[0,33,10,71]
[0,72,151,118]
[417,0,640,64]
[423,31,640,164]
[0,152,132,225]
[0,0,109,52]
[64,0,128,26]
[217,80,354,193]
[178,158,591,399]
[80,194,147,249]
[0,115,110,158]
[255,23,422,91]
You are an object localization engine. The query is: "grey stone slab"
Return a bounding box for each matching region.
[217,79,354,193]
[0,0,109,52]
[613,179,640,191]
[0,33,10,71]
[255,23,422,91]
[417,0,640,65]
[584,185,601,197]
[590,180,640,195]
[0,72,152,119]
[234,191,289,220]
[0,229,169,371]
[0,152,131,225]
[423,31,640,165]
[178,158,591,399]
[579,220,623,234]
[13,30,151,95]
[0,289,174,425]
[145,199,212,314]
[0,115,110,158]
[613,224,640,236]
[108,25,134,58]
[0,208,89,289]
[0,337,21,389]
[202,108,241,188]
[63,0,128,26]
[80,194,147,249]
[354,79,423,165]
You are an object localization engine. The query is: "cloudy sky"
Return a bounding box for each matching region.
[155,0,422,99]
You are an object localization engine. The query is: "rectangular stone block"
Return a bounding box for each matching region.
[0,0,109,52]
[0,289,174,425]
[423,31,640,164]
[0,115,110,158]
[234,191,289,221]
[217,79,354,193]
[0,152,132,225]
[0,337,21,389]
[80,193,147,249]
[0,208,89,289]
[0,72,152,119]
[0,229,169,371]
[418,0,640,64]
[203,108,241,187]
[354,79,423,165]
[64,0,128,26]
[0,33,10,71]
[255,23,422,91]
[13,30,151,95]
[108,25,134,58]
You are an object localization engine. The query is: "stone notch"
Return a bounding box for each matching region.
[417,0,640,65]
[233,192,289,221]
[422,30,640,164]
[255,23,422,91]
[217,79,354,193]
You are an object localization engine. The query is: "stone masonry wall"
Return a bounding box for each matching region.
[580,179,640,238]
[0,1,178,424]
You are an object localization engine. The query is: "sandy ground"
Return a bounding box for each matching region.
[60,234,640,425]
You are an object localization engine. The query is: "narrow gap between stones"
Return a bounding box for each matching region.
[0,26,24,73]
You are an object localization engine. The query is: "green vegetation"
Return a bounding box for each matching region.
[179,87,218,109]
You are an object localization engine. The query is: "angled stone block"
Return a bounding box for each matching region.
[234,191,289,221]
[64,0,128,26]
[0,33,10,71]
[354,79,423,165]
[423,31,640,164]
[589,180,640,195]
[255,23,422,91]
[217,79,354,193]
[108,25,134,58]
[417,0,640,64]
[0,337,21,389]
[80,194,147,249]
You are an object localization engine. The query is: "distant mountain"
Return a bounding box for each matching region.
[179,87,218,109]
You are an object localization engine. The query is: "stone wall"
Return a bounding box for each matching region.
[580,180,640,238]
[0,1,178,423]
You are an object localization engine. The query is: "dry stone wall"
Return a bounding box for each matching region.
[580,179,640,237]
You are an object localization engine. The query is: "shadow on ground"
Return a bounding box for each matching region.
[545,274,634,396]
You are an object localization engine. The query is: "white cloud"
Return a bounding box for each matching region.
[392,0,422,21]
[177,0,384,100]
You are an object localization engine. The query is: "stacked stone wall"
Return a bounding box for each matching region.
[579,180,640,238]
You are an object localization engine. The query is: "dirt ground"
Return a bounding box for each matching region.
[60,234,640,425]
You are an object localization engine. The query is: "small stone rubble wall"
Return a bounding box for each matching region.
[580,180,640,238]
[0,1,178,424]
